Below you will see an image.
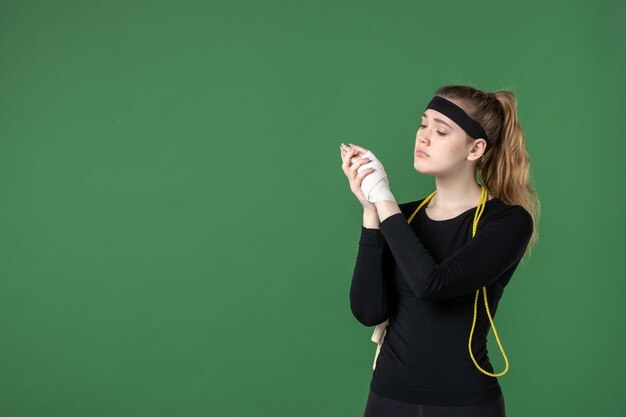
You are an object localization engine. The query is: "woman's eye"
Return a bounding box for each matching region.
[419,125,446,136]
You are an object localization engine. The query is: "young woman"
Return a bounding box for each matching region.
[340,85,540,417]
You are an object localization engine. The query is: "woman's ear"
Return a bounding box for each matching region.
[469,138,488,160]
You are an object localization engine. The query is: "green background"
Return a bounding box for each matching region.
[1,1,624,416]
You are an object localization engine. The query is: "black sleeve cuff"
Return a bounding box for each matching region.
[359,226,382,246]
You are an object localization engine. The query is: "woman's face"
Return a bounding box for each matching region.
[414,107,481,175]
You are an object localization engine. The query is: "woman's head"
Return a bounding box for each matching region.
[413,99,490,178]
[414,87,503,177]
[415,84,540,259]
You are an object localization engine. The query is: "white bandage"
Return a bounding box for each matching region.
[371,319,389,370]
[351,150,396,203]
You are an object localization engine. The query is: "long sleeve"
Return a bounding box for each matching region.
[349,226,392,326]
[379,205,534,300]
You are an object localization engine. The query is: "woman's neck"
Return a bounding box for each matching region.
[429,177,485,210]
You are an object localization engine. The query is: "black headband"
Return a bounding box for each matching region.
[425,96,489,144]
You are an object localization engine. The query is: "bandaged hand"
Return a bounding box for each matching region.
[351,150,396,204]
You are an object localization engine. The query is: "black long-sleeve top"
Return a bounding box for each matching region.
[350,197,534,406]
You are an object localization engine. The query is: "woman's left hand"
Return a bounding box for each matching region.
[341,143,397,204]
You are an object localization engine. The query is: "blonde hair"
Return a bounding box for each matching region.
[434,85,540,261]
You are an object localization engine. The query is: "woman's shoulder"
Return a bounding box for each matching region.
[486,199,532,220]
[480,199,534,236]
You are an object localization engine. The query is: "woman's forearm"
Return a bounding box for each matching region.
[351,206,390,326]
[363,206,380,229]
[374,200,402,222]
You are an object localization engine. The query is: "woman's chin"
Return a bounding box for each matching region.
[413,160,428,173]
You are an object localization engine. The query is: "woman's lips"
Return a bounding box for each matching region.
[415,150,430,157]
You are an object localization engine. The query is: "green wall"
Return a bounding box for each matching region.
[1,1,624,416]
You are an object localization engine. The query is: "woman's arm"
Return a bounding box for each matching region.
[362,205,380,229]
[378,205,534,300]
[349,207,391,326]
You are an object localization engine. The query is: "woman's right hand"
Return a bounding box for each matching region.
[340,143,376,209]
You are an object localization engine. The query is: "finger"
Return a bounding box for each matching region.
[357,167,375,178]
[342,147,356,163]
[350,153,372,167]
[347,153,369,182]
[349,156,373,175]
[349,154,371,167]
[340,147,353,162]
[356,168,376,184]
[343,143,364,157]
[341,148,357,175]
[349,143,369,154]
[341,143,355,157]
